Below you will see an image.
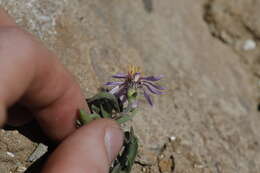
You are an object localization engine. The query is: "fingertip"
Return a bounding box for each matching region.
[42,119,123,173]
[34,80,88,141]
[80,118,124,162]
[0,8,16,26]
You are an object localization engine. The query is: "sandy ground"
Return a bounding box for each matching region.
[0,0,260,172]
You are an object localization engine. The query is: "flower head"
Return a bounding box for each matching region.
[105,65,165,106]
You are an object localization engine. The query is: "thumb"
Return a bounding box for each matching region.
[42,119,123,173]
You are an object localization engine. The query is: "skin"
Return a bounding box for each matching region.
[0,9,123,173]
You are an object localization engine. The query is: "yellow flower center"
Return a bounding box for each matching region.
[128,65,141,76]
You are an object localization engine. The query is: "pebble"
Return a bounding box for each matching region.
[27,143,48,162]
[170,136,176,141]
[6,152,15,158]
[159,154,165,159]
[16,166,27,172]
[243,39,256,51]
[193,163,205,169]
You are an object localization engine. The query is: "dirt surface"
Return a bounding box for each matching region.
[204,0,260,100]
[0,129,36,173]
[1,0,260,172]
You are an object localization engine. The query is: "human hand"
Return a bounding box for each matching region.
[0,9,123,173]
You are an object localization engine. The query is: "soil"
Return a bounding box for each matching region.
[0,0,260,172]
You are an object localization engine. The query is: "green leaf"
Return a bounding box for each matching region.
[116,115,132,124]
[87,92,120,112]
[110,164,123,173]
[91,104,100,114]
[109,128,138,173]
[78,109,101,125]
[89,113,101,120]
[79,109,92,125]
[101,105,112,118]
[119,128,138,173]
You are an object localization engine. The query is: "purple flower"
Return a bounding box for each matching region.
[105,66,165,106]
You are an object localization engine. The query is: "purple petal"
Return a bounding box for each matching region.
[143,81,166,90]
[112,73,128,79]
[143,89,153,106]
[143,83,164,95]
[134,72,141,82]
[109,85,121,95]
[119,95,127,103]
[115,87,127,97]
[105,81,124,86]
[110,84,127,99]
[141,75,164,81]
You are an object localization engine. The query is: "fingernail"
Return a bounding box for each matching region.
[104,126,123,162]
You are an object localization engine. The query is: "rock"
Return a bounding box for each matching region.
[243,39,256,51]
[15,166,27,172]
[6,152,15,158]
[204,0,260,82]
[27,143,48,162]
[158,159,173,173]
[136,147,158,166]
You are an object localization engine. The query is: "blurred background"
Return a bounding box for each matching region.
[0,0,260,172]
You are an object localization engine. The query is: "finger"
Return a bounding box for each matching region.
[42,119,123,173]
[0,8,16,26]
[0,25,88,140]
